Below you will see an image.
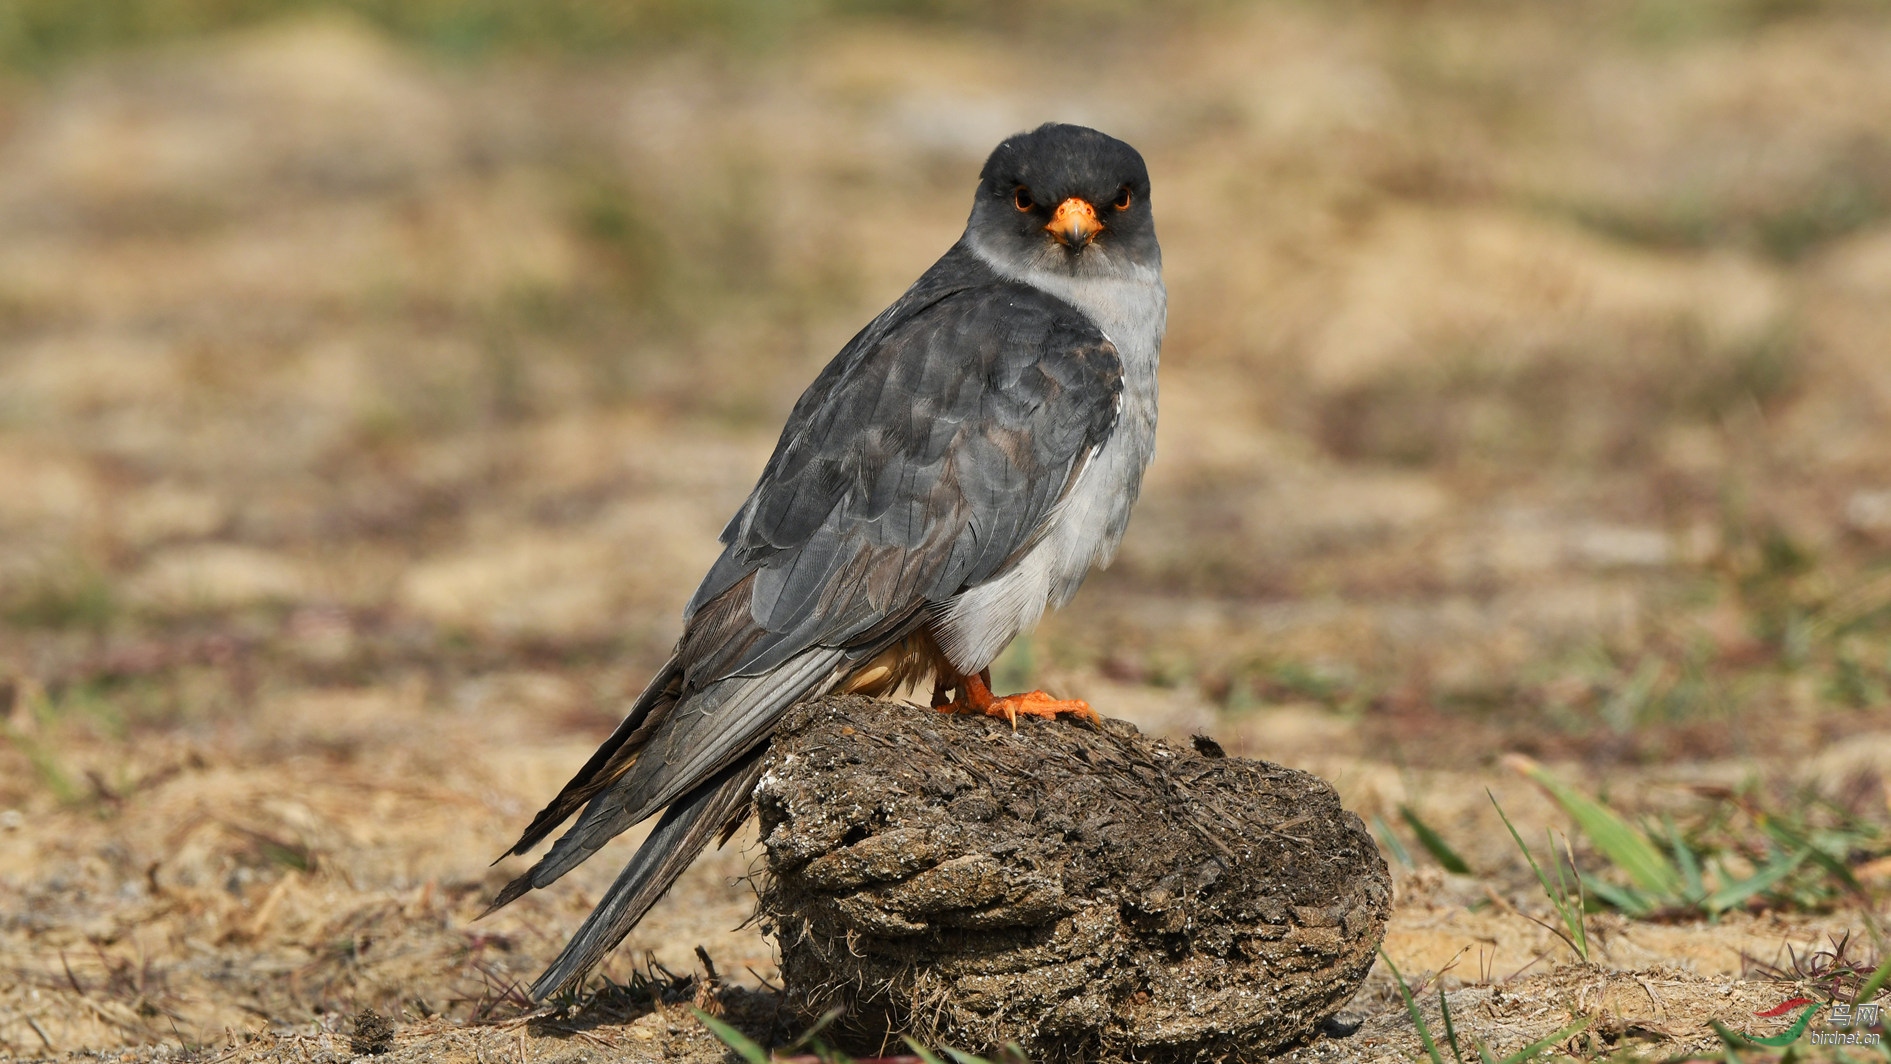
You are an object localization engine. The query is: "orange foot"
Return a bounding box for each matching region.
[936,670,1099,727]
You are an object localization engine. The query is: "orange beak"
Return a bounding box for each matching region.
[1045,197,1102,248]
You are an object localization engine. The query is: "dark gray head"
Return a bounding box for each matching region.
[965,123,1159,278]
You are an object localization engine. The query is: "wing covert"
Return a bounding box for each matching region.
[687,280,1123,685]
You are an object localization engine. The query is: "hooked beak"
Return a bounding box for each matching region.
[1045,197,1102,249]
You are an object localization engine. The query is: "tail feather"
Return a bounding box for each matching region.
[487,616,925,992]
[497,659,684,861]
[494,647,847,908]
[525,748,768,1001]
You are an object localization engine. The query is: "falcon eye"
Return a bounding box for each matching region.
[1112,185,1133,211]
[1012,186,1035,212]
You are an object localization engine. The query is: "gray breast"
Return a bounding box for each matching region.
[933,246,1166,674]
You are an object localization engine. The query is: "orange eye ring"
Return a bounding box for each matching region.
[1013,186,1035,212]
[1112,185,1133,211]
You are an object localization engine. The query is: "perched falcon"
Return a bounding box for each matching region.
[487,122,1166,999]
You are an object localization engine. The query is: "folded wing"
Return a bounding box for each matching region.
[489,270,1124,995]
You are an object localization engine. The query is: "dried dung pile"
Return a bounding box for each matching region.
[754,696,1392,1062]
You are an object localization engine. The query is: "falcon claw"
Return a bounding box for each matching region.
[930,669,1096,729]
[937,676,1097,728]
[987,690,1097,727]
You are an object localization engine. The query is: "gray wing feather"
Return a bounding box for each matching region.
[518,287,1118,888]
[495,265,1123,996]
[702,285,1124,680]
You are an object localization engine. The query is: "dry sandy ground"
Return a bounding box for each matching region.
[2,680,1883,1061]
[3,2,1891,1060]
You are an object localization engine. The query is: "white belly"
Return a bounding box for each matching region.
[933,255,1165,674]
[932,412,1154,673]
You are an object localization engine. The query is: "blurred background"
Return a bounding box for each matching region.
[2,0,1890,1057]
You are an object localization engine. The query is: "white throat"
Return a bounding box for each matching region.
[964,231,1167,382]
[929,228,1167,674]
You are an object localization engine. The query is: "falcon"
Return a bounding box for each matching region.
[487,122,1166,999]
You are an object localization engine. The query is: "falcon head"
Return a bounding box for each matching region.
[967,123,1159,277]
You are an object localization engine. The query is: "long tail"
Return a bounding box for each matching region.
[526,747,768,1000]
[486,622,924,997]
[489,647,849,916]
[497,658,686,861]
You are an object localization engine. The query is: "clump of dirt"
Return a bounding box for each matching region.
[754,696,1392,1063]
[350,1007,396,1055]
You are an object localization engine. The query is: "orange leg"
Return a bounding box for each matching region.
[936,668,1098,727]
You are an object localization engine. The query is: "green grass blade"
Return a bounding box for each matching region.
[1490,791,1589,961]
[1579,874,1655,917]
[691,1008,771,1064]
[1374,814,1416,869]
[1492,1016,1592,1064]
[904,1040,951,1064]
[941,1048,998,1064]
[1702,849,1807,915]
[1854,952,1891,1006]
[1727,1002,1821,1047]
[1711,1021,1747,1064]
[1491,794,1558,900]
[782,1007,844,1052]
[0,724,83,805]
[1549,831,1588,958]
[1761,817,1868,899]
[1663,815,1705,901]
[1380,947,1447,1064]
[1510,757,1683,897]
[1439,984,1468,1064]
[1402,805,1473,874]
